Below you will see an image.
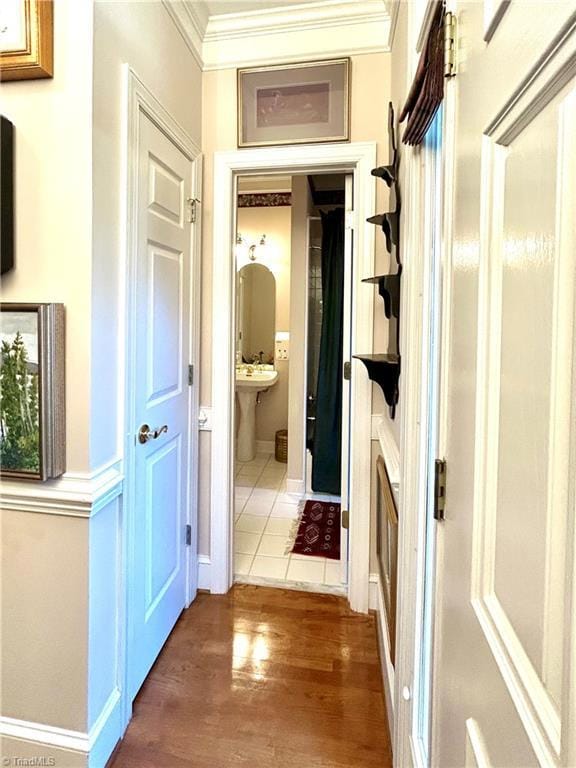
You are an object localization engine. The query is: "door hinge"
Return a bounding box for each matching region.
[187,197,201,224]
[434,459,447,521]
[444,11,457,78]
[343,361,351,380]
[341,509,350,529]
[188,364,194,386]
[186,524,192,546]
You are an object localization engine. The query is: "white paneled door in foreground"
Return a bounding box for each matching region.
[435,3,576,767]
[129,111,193,699]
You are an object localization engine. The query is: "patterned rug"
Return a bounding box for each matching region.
[290,500,341,560]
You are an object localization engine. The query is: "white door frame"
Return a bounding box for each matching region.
[393,2,457,761]
[210,142,376,613]
[121,66,202,724]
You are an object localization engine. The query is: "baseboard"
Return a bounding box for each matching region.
[286,478,305,495]
[256,440,274,454]
[88,688,123,768]
[198,554,211,590]
[234,573,346,597]
[0,687,122,768]
[369,572,395,745]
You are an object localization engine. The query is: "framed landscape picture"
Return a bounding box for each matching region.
[238,58,350,148]
[0,0,54,81]
[0,303,65,480]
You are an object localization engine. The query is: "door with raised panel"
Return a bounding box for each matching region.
[129,111,194,699]
[435,4,576,766]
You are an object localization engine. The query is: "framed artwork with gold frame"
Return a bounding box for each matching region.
[0,0,53,81]
[238,58,350,148]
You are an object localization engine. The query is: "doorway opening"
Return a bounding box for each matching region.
[210,141,375,613]
[232,172,351,591]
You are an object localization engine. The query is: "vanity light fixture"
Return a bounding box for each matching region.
[249,234,267,261]
[236,233,267,264]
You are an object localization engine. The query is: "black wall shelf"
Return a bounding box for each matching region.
[357,101,402,419]
[362,272,401,319]
[354,354,400,413]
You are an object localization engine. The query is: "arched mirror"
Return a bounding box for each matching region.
[236,263,276,364]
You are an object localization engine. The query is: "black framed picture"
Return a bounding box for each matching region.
[0,116,14,275]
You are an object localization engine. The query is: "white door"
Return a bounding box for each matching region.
[434,3,576,766]
[129,111,195,699]
[340,173,354,582]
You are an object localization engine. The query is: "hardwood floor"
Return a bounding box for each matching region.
[109,585,392,768]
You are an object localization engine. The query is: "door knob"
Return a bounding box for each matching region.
[138,424,168,444]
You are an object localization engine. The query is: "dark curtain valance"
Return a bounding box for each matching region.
[399,2,445,146]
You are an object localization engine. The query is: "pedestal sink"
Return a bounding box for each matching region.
[235,369,278,462]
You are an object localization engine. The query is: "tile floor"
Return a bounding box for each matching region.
[234,452,343,589]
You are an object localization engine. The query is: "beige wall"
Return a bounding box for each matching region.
[236,205,291,444]
[200,52,393,555]
[0,0,94,473]
[1,511,89,729]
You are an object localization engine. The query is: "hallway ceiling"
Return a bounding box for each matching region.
[204,0,321,14]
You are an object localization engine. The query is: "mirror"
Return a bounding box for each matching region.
[236,263,276,364]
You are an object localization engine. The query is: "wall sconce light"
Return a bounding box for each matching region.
[249,234,266,261]
[236,233,267,266]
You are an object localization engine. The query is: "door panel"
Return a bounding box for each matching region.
[145,437,181,611]
[436,3,576,766]
[148,245,183,401]
[129,111,193,699]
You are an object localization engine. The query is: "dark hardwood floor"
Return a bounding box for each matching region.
[109,585,392,768]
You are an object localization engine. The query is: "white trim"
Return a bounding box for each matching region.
[205,0,389,41]
[162,0,393,71]
[465,718,492,768]
[286,478,305,495]
[236,573,346,596]
[394,32,452,763]
[372,415,400,500]
[0,688,121,755]
[0,461,123,518]
[160,0,206,70]
[198,554,211,590]
[186,152,203,609]
[369,572,395,747]
[210,142,376,612]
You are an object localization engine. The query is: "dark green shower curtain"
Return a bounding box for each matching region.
[311,208,344,495]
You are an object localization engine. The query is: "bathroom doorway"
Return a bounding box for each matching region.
[232,171,352,591]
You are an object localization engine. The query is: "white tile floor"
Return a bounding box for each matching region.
[234,453,344,590]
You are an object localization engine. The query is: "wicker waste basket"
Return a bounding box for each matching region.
[275,429,288,463]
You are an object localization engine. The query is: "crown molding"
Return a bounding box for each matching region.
[161,0,207,70]
[162,0,393,71]
[204,0,389,41]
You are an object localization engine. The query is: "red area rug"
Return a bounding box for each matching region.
[291,500,341,560]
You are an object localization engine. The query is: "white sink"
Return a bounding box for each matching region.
[235,369,279,461]
[235,369,278,390]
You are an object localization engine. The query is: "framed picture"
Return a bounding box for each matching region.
[0,0,54,81]
[238,58,350,148]
[0,303,65,480]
